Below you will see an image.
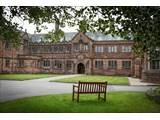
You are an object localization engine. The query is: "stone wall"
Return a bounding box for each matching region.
[92,59,133,76]
[142,70,160,83]
[0,32,136,76]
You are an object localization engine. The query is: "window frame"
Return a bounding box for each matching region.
[43,60,50,67]
[151,60,160,69]
[122,46,132,52]
[5,59,10,67]
[108,60,117,69]
[74,44,80,51]
[108,46,117,53]
[18,60,25,67]
[95,45,104,53]
[66,60,72,70]
[95,60,103,69]
[83,44,89,51]
[55,60,63,69]
[122,61,131,69]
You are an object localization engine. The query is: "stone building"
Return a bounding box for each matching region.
[0,31,159,82]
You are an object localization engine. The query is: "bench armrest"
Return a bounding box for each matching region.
[73,85,78,88]
[73,85,78,92]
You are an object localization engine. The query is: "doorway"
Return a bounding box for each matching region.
[77,63,85,74]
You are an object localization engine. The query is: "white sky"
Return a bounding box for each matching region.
[5,0,160,34]
[13,17,78,34]
[21,21,78,34]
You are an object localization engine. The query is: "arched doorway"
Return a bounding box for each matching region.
[77,63,85,74]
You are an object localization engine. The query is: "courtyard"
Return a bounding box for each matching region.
[0,5,160,120]
[0,74,159,112]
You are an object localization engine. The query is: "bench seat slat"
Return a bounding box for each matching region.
[78,82,107,93]
[73,81,107,102]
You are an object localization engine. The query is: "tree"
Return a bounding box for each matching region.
[0,6,160,58]
[0,6,75,46]
[75,6,160,59]
[44,29,65,43]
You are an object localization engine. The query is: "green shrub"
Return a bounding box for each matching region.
[146,87,160,104]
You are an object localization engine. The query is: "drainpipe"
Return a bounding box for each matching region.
[1,42,4,73]
[91,58,93,75]
[11,46,13,73]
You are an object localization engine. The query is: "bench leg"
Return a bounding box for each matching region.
[98,93,100,100]
[72,92,74,101]
[104,92,106,101]
[77,93,79,102]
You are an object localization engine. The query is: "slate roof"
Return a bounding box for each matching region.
[86,32,124,41]
[29,32,125,43]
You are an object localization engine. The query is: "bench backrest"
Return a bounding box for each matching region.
[78,81,107,93]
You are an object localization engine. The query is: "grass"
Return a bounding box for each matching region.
[0,92,160,113]
[0,74,58,80]
[51,75,129,85]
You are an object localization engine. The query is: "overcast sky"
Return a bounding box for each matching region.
[20,21,78,34]
[13,16,78,34]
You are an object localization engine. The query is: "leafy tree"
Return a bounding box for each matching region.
[44,29,65,43]
[0,6,160,58]
[0,6,75,46]
[76,6,160,59]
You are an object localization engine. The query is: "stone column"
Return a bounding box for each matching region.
[134,58,142,78]
[73,61,76,74]
[117,60,122,70]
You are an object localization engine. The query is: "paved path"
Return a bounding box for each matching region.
[24,74,82,82]
[128,77,160,86]
[0,75,157,102]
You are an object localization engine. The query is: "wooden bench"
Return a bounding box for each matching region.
[72,81,107,102]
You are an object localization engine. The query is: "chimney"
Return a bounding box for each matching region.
[25,29,27,33]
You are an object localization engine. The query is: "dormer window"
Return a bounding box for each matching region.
[84,44,89,51]
[79,39,83,43]
[79,36,83,43]
[74,44,80,51]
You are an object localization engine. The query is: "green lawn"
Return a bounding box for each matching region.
[0,74,58,80]
[0,92,160,112]
[51,75,129,85]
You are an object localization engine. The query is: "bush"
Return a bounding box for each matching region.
[146,87,160,104]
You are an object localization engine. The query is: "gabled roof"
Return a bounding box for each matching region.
[29,32,126,43]
[21,32,30,41]
[70,32,93,43]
